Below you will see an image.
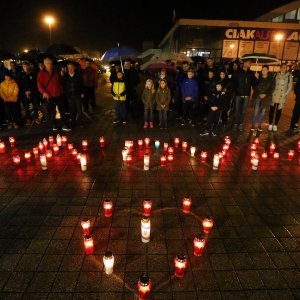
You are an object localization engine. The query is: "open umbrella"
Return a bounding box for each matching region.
[101,46,140,63]
[140,60,175,71]
[138,49,193,64]
[0,50,15,60]
[45,44,80,56]
[241,53,279,64]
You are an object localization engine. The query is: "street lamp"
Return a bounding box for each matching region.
[44,16,55,44]
[275,33,284,43]
[24,49,28,53]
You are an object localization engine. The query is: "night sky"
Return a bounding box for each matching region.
[0,0,294,54]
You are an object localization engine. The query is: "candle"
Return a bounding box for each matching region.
[254,138,260,145]
[174,254,187,278]
[13,155,21,165]
[213,154,220,170]
[193,234,206,256]
[138,139,143,148]
[38,141,44,152]
[250,144,257,151]
[261,152,268,159]
[182,196,192,214]
[288,150,295,160]
[143,199,152,217]
[167,154,174,162]
[270,142,276,154]
[160,155,167,167]
[250,151,257,158]
[163,142,168,152]
[40,154,47,170]
[62,136,67,146]
[141,217,151,243]
[99,136,105,148]
[33,147,39,158]
[53,144,59,155]
[201,151,207,162]
[24,152,31,162]
[168,147,174,155]
[251,157,259,170]
[155,140,160,149]
[0,142,5,153]
[46,149,53,159]
[222,144,229,152]
[56,134,62,147]
[144,138,150,147]
[174,137,180,147]
[76,153,82,164]
[144,153,150,171]
[224,136,231,146]
[182,141,188,151]
[190,146,196,157]
[273,152,280,159]
[202,217,214,234]
[103,200,113,217]
[138,274,151,300]
[125,140,130,148]
[9,137,15,147]
[83,234,94,255]
[126,154,132,163]
[80,154,87,171]
[48,136,54,146]
[122,148,128,161]
[67,143,74,152]
[103,251,114,275]
[82,140,88,151]
[81,218,91,235]
[72,149,78,159]
[42,138,48,148]
[218,152,224,159]
[129,141,134,150]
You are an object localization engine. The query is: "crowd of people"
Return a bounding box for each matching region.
[110,58,299,135]
[0,58,98,131]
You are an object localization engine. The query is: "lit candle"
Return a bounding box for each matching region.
[182,141,188,151]
[82,140,88,151]
[193,234,206,256]
[9,137,15,147]
[0,141,5,153]
[261,152,268,159]
[76,153,82,164]
[182,196,192,214]
[33,147,39,158]
[163,142,168,152]
[222,144,229,152]
[251,156,259,170]
[168,147,174,155]
[99,136,105,148]
[190,146,196,157]
[270,142,276,154]
[138,274,152,300]
[48,136,54,146]
[83,234,94,255]
[160,155,167,167]
[72,149,78,159]
[213,154,220,170]
[254,138,260,145]
[103,251,114,275]
[174,138,180,147]
[144,153,150,171]
[42,138,48,148]
[46,149,53,159]
[141,217,151,243]
[122,148,128,161]
[155,140,160,149]
[129,141,134,150]
[56,134,62,147]
[224,136,231,146]
[138,139,143,148]
[13,155,21,165]
[38,141,44,152]
[251,151,257,158]
[24,152,31,162]
[143,199,152,217]
[201,151,207,162]
[144,138,150,147]
[62,136,67,146]
[273,152,280,159]
[52,144,59,155]
[250,143,257,151]
[167,154,174,162]
[40,154,47,170]
[80,154,87,171]
[174,254,187,278]
[288,150,295,160]
[67,143,74,152]
[81,218,91,235]
[202,217,214,234]
[126,154,132,163]
[103,200,113,217]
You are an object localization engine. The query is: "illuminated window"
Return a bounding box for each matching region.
[272,15,283,22]
[285,10,297,20]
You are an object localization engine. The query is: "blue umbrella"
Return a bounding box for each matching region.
[101,45,140,65]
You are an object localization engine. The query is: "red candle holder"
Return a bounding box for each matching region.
[33,147,39,158]
[9,137,15,147]
[193,234,206,256]
[72,149,78,159]
[67,143,74,152]
[288,150,295,160]
[42,138,48,148]
[56,134,62,147]
[254,138,260,145]
[76,153,82,164]
[126,154,132,163]
[13,155,21,165]
[53,144,59,155]
[24,152,31,162]
[273,152,280,159]
[138,139,143,148]
[251,151,257,158]
[62,136,67,146]
[46,149,53,159]
[81,218,91,235]
[48,136,54,146]
[99,136,105,148]
[143,199,152,217]
[222,144,229,152]
[261,152,268,159]
[182,141,188,151]
[160,155,167,166]
[144,138,150,147]
[82,140,88,151]
[182,196,192,213]
[174,254,187,278]
[38,141,44,152]
[163,142,168,152]
[174,138,180,147]
[224,136,231,146]
[138,274,152,300]
[0,142,6,153]
[269,143,276,154]
[103,200,113,217]
[200,151,208,162]
[202,217,214,234]
[250,144,257,151]
[167,154,174,162]
[83,234,94,255]
[168,147,174,155]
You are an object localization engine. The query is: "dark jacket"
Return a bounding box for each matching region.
[252,74,275,108]
[156,87,171,110]
[82,67,98,88]
[209,91,225,108]
[19,71,38,95]
[201,77,216,100]
[63,71,84,98]
[232,68,256,96]
[142,88,156,109]
[175,69,187,90]
[294,78,300,99]
[181,77,199,103]
[124,68,140,90]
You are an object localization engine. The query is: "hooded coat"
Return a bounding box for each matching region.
[142,88,156,109]
[252,74,275,109]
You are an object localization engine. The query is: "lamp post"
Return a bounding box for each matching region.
[44,16,55,44]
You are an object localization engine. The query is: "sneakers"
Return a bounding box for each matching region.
[149,122,153,128]
[113,119,119,124]
[52,125,58,131]
[25,119,32,126]
[211,131,217,136]
[250,126,256,131]
[122,121,127,125]
[257,127,263,132]
[144,122,148,128]
[273,125,278,132]
[62,125,71,132]
[200,130,209,136]
[268,124,273,131]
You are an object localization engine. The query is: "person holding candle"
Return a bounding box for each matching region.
[156,79,171,130]
[142,79,156,129]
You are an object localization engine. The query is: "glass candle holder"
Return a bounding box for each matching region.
[56,134,62,147]
[103,250,114,275]
[182,141,188,151]
[141,217,151,243]
[83,234,94,255]
[9,137,15,147]
[288,149,295,160]
[143,199,152,217]
[81,218,91,235]
[24,152,31,162]
[99,136,105,148]
[82,140,88,151]
[138,274,151,300]
[103,200,113,217]
[160,155,167,167]
[174,138,180,147]
[182,196,192,213]
[193,233,206,256]
[40,154,47,170]
[202,217,214,234]
[174,254,187,278]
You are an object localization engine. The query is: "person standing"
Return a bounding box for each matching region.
[289,76,300,132]
[142,79,156,128]
[0,62,7,130]
[82,61,98,112]
[232,59,256,131]
[156,79,171,129]
[251,65,275,132]
[200,70,216,119]
[63,62,84,128]
[268,63,293,132]
[37,57,70,131]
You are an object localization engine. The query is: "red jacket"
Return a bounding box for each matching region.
[37,70,62,98]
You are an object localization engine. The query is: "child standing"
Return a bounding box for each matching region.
[142,79,156,128]
[156,79,171,129]
[111,71,127,124]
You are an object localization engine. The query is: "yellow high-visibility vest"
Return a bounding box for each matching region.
[113,82,126,101]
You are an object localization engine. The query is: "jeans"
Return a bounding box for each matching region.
[83,87,96,109]
[290,97,300,129]
[269,103,282,126]
[23,94,39,119]
[0,98,5,124]
[68,95,83,125]
[114,100,126,121]
[41,97,65,128]
[234,96,249,125]
[144,109,153,122]
[252,98,266,128]
[207,108,221,132]
[183,101,194,121]
[4,102,18,123]
[159,110,167,127]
